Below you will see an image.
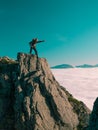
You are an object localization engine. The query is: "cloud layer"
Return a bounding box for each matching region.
[51,68,98,110]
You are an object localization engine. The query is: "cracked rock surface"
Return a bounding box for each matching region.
[0,53,90,130]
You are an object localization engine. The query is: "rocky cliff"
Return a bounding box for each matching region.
[0,53,90,130]
[88,97,98,130]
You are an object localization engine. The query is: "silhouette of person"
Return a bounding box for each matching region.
[29,38,45,58]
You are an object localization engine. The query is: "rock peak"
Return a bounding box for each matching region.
[17,52,52,77]
[0,52,90,130]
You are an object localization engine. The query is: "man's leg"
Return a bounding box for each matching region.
[30,47,32,54]
[33,47,39,70]
[33,47,38,58]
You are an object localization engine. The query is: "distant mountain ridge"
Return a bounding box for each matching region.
[76,64,98,68]
[51,64,98,69]
[51,64,74,69]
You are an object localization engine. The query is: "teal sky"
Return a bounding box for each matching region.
[1,0,98,66]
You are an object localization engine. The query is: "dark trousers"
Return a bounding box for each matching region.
[30,47,38,57]
[30,47,39,70]
[30,47,38,58]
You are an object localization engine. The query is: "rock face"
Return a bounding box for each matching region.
[88,97,98,130]
[0,53,90,130]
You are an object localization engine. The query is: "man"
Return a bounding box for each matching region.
[29,38,45,58]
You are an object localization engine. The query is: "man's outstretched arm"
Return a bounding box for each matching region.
[37,40,45,43]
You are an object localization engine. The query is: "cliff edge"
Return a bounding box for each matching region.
[88,97,98,130]
[0,53,90,130]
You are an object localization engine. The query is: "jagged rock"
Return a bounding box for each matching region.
[88,97,98,130]
[0,58,17,129]
[0,53,91,130]
[64,88,90,130]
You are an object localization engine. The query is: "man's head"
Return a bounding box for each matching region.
[32,38,38,41]
[35,38,38,42]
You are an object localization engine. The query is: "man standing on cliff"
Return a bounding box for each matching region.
[29,38,45,58]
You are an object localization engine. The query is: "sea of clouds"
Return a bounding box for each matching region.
[51,68,98,110]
